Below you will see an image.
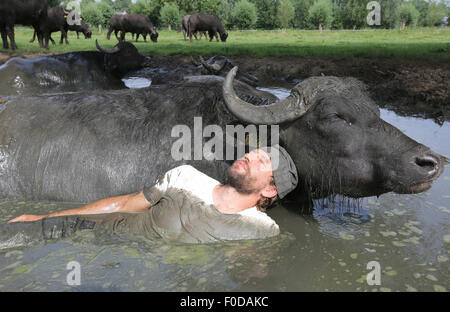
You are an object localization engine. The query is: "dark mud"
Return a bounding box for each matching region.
[150,55,450,124]
[2,53,449,123]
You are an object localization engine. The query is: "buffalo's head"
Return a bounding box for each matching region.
[150,27,158,43]
[199,56,258,87]
[220,32,228,42]
[223,67,448,202]
[96,40,151,78]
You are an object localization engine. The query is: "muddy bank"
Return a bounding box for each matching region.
[2,52,449,123]
[151,55,450,123]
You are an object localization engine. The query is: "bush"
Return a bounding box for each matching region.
[399,2,420,28]
[425,1,447,26]
[308,0,333,29]
[131,0,160,26]
[81,2,105,27]
[277,0,295,29]
[231,0,258,30]
[160,2,180,30]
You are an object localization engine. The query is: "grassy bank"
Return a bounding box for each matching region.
[1,26,449,61]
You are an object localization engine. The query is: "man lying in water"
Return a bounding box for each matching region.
[6,145,298,244]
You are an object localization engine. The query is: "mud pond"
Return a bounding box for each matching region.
[0,80,448,292]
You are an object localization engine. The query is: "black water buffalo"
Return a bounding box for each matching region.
[178,14,208,41]
[0,40,151,95]
[107,14,158,43]
[0,68,446,214]
[188,13,228,42]
[197,56,258,87]
[0,0,50,49]
[29,7,70,45]
[147,55,259,87]
[68,19,91,39]
[30,10,91,45]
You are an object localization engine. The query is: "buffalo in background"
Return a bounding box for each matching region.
[67,19,92,40]
[0,0,50,49]
[188,13,228,42]
[107,13,158,43]
[178,14,208,41]
[30,8,92,46]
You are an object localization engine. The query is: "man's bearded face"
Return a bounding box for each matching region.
[226,149,273,195]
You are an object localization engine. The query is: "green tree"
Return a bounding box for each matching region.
[217,0,234,28]
[277,0,295,29]
[160,2,181,30]
[48,0,61,8]
[379,0,401,29]
[399,2,420,29]
[131,0,161,26]
[97,1,115,26]
[331,1,343,29]
[425,0,448,26]
[232,0,258,29]
[251,0,279,29]
[411,0,430,26]
[342,0,366,29]
[82,2,105,28]
[308,0,333,29]
[113,0,133,11]
[80,0,96,7]
[291,0,314,29]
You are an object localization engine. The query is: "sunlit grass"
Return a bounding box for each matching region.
[1,26,449,60]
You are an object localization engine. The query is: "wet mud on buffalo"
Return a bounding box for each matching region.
[0,40,151,95]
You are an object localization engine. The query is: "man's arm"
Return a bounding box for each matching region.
[8,191,151,223]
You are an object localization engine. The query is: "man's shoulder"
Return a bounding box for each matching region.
[167,165,204,177]
[166,165,219,186]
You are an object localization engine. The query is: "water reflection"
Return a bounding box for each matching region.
[122,77,152,89]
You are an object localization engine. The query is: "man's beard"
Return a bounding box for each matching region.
[225,166,259,195]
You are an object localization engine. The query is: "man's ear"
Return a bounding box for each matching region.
[261,185,277,199]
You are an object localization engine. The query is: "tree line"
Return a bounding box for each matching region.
[54,0,450,30]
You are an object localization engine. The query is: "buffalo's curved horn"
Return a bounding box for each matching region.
[223,66,308,125]
[96,39,120,54]
[200,56,224,72]
[443,156,450,165]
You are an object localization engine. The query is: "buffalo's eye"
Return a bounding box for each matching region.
[323,113,343,121]
[323,113,353,126]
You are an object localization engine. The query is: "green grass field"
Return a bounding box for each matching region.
[1,26,449,60]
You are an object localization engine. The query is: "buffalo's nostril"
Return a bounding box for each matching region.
[415,155,438,174]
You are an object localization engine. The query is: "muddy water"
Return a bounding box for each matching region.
[0,85,449,292]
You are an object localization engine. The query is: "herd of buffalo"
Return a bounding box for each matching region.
[0,0,228,50]
[0,2,448,225]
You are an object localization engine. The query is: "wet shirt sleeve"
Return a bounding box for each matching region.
[142,166,188,205]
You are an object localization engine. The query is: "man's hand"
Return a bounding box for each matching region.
[8,214,47,223]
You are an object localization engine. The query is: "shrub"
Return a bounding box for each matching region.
[231,0,258,30]
[308,0,333,29]
[399,2,420,28]
[160,2,180,30]
[277,0,295,29]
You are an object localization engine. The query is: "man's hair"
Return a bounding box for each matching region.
[255,177,278,212]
